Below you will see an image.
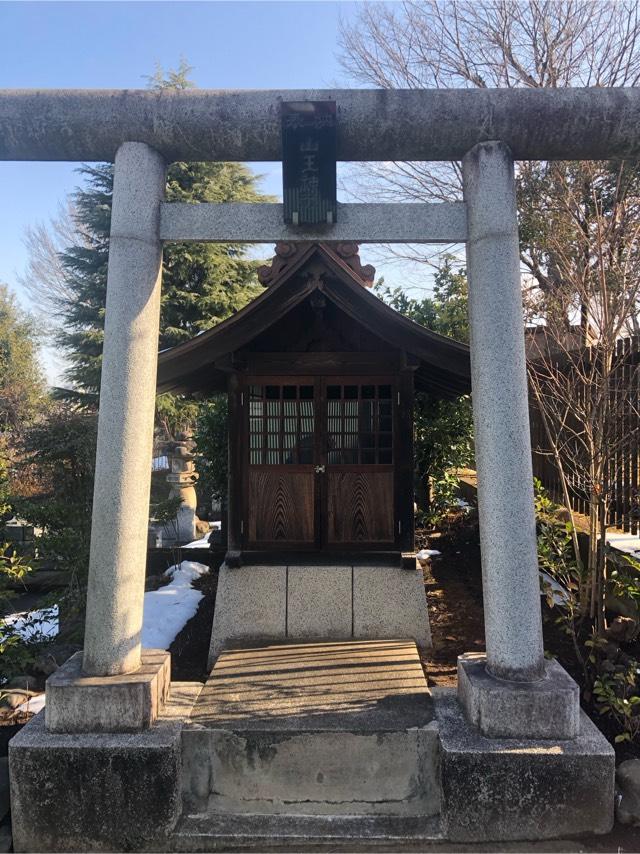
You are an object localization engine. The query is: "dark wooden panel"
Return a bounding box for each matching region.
[327,471,394,544]
[248,470,315,545]
[243,351,402,375]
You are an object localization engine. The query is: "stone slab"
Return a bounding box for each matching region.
[9,712,182,852]
[458,653,580,739]
[162,814,444,853]
[434,688,615,842]
[208,565,287,665]
[192,639,433,731]
[287,565,352,639]
[353,565,432,647]
[45,648,170,733]
[184,640,438,818]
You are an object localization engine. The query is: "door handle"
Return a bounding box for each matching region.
[314,465,326,474]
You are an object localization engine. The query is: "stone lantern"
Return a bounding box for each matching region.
[165,431,199,544]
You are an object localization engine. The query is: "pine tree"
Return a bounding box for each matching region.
[53,63,268,401]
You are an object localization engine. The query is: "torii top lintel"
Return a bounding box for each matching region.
[2,87,640,163]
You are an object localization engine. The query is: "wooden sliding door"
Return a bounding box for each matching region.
[245,379,318,548]
[323,379,397,548]
[243,376,398,551]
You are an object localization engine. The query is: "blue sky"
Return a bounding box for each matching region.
[0,1,439,384]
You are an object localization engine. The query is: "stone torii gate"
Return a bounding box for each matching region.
[3,87,633,849]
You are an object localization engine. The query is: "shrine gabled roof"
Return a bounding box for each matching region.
[156,242,471,399]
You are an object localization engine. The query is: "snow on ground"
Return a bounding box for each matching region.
[16,693,46,715]
[141,560,209,650]
[183,523,221,549]
[10,560,209,715]
[605,530,640,560]
[1,605,59,641]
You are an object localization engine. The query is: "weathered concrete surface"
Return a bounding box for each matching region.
[457,653,580,740]
[184,640,439,818]
[353,566,431,647]
[160,201,468,243]
[3,88,640,162]
[208,565,287,665]
[463,141,545,682]
[9,712,182,852]
[83,141,166,677]
[45,650,170,733]
[287,566,352,639]
[434,688,614,842]
[182,726,440,817]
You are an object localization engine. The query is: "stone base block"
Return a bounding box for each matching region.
[9,712,182,852]
[434,688,614,842]
[45,648,170,733]
[209,563,431,666]
[457,652,580,739]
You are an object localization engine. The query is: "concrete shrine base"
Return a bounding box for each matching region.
[208,563,432,664]
[9,641,614,852]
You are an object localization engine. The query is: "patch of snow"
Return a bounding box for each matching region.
[604,530,640,560]
[539,571,570,605]
[417,548,441,560]
[17,693,46,715]
[183,525,220,549]
[1,605,59,642]
[142,560,209,650]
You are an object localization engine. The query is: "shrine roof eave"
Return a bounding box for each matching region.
[157,244,471,400]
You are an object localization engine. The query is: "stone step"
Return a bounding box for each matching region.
[181,639,440,818]
[165,813,445,852]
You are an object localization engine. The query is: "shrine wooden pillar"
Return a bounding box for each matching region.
[396,362,416,554]
[226,372,244,566]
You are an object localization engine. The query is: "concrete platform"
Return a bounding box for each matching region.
[182,639,440,818]
[9,646,616,850]
[193,638,433,730]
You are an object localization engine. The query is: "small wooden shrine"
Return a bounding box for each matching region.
[157,242,471,564]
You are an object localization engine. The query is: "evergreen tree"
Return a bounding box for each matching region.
[52,63,268,402]
[0,283,46,433]
[0,284,47,520]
